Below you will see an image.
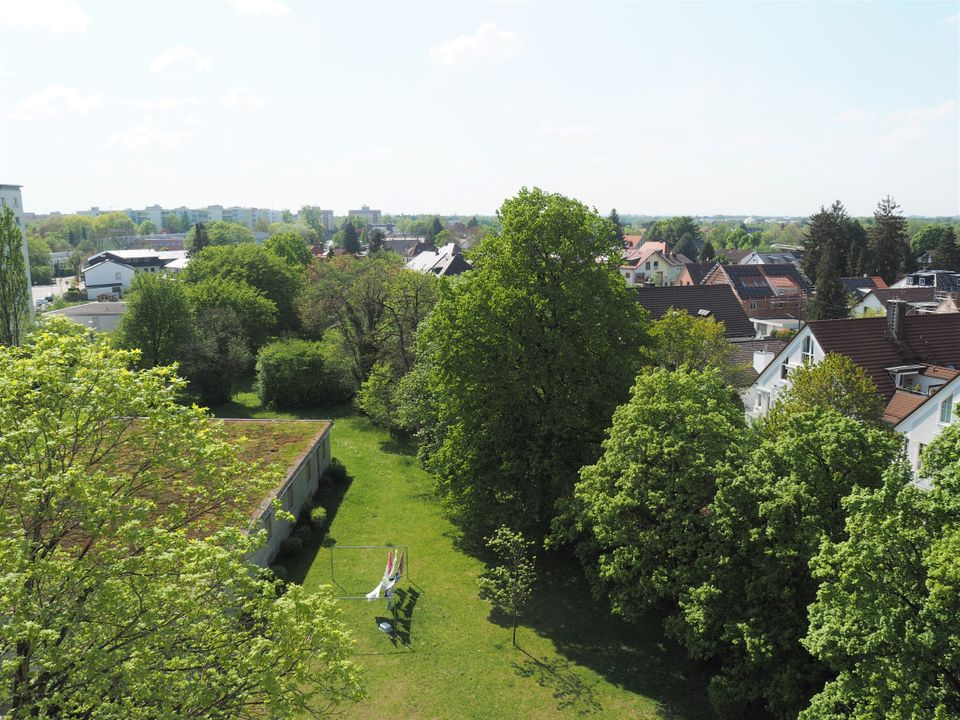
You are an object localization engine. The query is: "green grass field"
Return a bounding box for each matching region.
[214,385,715,720]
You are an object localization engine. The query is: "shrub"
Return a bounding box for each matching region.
[279,535,303,558]
[310,506,328,527]
[64,288,86,302]
[270,564,288,581]
[255,338,356,409]
[32,265,53,284]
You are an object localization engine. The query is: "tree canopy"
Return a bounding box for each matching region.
[0,206,29,346]
[116,272,193,368]
[0,320,362,717]
[265,231,314,266]
[411,187,648,540]
[644,309,753,386]
[185,221,255,253]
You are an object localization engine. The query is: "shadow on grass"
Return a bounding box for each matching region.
[371,586,421,652]
[378,432,419,456]
[489,554,717,720]
[281,465,354,585]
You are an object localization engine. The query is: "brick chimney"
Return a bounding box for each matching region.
[887,299,906,341]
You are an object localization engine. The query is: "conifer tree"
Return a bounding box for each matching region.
[698,240,716,261]
[342,222,360,254]
[608,208,625,244]
[932,227,960,271]
[867,196,909,284]
[807,250,849,320]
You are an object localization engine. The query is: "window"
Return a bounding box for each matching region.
[645,261,651,270]
[940,393,954,424]
[115,272,122,281]
[801,336,814,364]
[653,261,659,268]
[780,361,790,380]
[750,302,758,309]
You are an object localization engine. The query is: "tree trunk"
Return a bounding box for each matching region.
[512,611,518,647]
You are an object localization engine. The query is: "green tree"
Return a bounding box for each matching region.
[674,232,698,259]
[265,231,313,266]
[766,353,885,430]
[679,410,899,719]
[0,206,29,345]
[138,219,158,235]
[414,188,648,540]
[867,196,909,283]
[644,309,753,386]
[646,216,702,252]
[698,239,716,261]
[356,361,402,430]
[185,221,255,252]
[806,249,849,320]
[116,273,193,367]
[184,277,278,351]
[27,234,51,269]
[190,222,210,254]
[0,321,362,717]
[426,216,443,244]
[368,228,385,253]
[608,208,625,244]
[932,226,960,271]
[91,211,137,243]
[342,222,360,254]
[162,212,187,233]
[800,432,960,720]
[182,244,303,330]
[803,201,868,281]
[256,338,354,408]
[558,368,745,624]
[477,526,537,647]
[177,307,251,405]
[909,223,948,254]
[298,206,326,237]
[268,222,318,245]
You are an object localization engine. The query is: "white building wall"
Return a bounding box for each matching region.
[84,260,135,298]
[248,431,332,568]
[895,376,959,488]
[744,326,824,418]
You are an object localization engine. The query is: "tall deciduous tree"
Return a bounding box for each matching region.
[184,277,278,351]
[678,410,899,719]
[413,188,648,540]
[867,196,909,284]
[0,320,363,717]
[801,429,960,720]
[265,231,313,266]
[477,526,537,647]
[0,206,29,346]
[177,306,251,405]
[116,273,193,367]
[558,368,745,623]
[644,309,753,386]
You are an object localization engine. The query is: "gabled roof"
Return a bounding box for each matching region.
[893,372,960,431]
[882,390,928,425]
[82,258,135,274]
[807,314,960,401]
[863,287,939,305]
[632,284,756,338]
[680,262,717,286]
[717,248,752,263]
[840,276,887,293]
[714,263,811,299]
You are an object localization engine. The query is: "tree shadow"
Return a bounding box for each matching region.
[378,432,419,456]
[512,647,602,716]
[489,554,717,720]
[282,463,354,585]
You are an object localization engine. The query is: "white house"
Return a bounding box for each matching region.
[889,270,960,291]
[83,259,136,299]
[47,301,127,332]
[851,287,941,316]
[745,301,960,423]
[893,372,958,487]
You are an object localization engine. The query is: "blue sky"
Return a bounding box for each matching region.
[1,0,957,217]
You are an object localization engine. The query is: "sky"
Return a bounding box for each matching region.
[1,0,958,218]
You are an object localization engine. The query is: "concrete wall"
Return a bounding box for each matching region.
[247,429,332,567]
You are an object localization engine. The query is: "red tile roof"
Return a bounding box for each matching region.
[882,390,928,425]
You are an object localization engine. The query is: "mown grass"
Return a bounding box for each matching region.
[213,383,715,720]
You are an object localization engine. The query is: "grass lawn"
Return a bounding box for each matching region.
[214,383,716,720]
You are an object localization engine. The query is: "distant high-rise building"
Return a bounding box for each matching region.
[348,204,381,225]
[0,183,33,315]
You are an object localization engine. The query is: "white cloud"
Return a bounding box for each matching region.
[129,97,199,110]
[887,100,957,124]
[109,115,194,152]
[428,22,524,66]
[833,108,876,123]
[230,0,291,16]
[535,124,600,142]
[150,46,212,75]
[221,87,265,109]
[5,86,102,121]
[879,124,931,148]
[0,0,89,34]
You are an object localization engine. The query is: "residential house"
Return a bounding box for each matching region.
[745,302,960,429]
[632,284,755,339]
[675,261,716,287]
[894,371,959,486]
[890,270,960,292]
[406,243,471,276]
[741,250,804,269]
[715,248,752,264]
[82,249,188,298]
[851,287,944,316]
[839,275,887,300]
[702,263,811,319]
[620,242,691,287]
[47,301,127,332]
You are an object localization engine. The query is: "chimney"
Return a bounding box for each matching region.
[887,299,906,341]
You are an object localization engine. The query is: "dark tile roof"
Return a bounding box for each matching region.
[731,338,788,378]
[632,284,756,338]
[840,276,886,293]
[682,262,716,286]
[867,287,939,304]
[718,248,751,263]
[808,314,960,401]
